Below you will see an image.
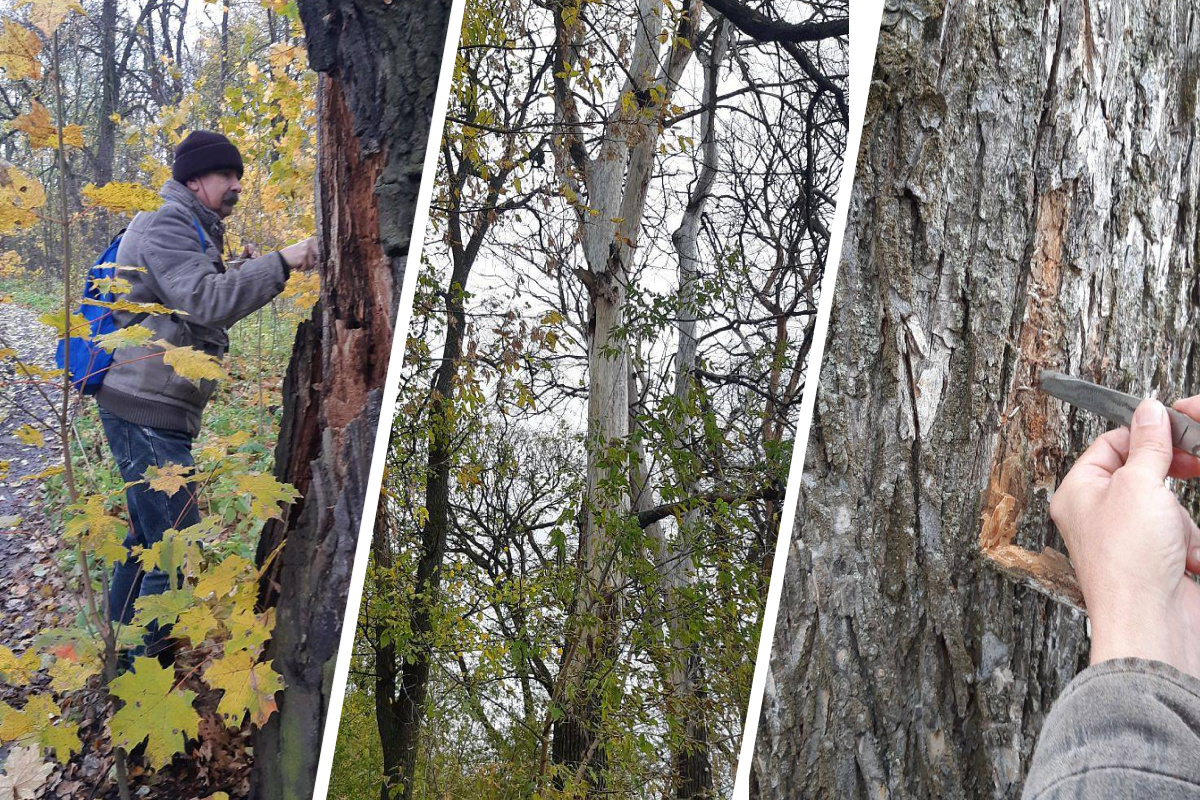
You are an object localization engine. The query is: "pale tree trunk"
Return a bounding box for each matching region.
[549,0,702,784]
[249,0,450,795]
[753,1,1200,798]
[656,21,729,797]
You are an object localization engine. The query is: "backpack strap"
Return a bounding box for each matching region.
[191,216,207,250]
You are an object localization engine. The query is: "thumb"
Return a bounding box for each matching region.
[1125,398,1174,482]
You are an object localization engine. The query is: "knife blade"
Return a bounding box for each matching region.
[1038,369,1200,456]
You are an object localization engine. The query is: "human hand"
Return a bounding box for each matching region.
[241,243,260,259]
[1050,397,1200,677]
[279,237,317,271]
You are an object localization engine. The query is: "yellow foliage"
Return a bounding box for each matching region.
[109,657,199,768]
[0,695,80,763]
[232,473,299,520]
[0,251,22,279]
[63,496,127,564]
[0,163,46,234]
[204,650,283,726]
[81,182,163,214]
[0,646,39,687]
[279,269,319,310]
[142,463,194,496]
[155,341,227,382]
[0,20,41,81]
[46,639,100,693]
[38,309,89,338]
[17,0,84,35]
[13,425,42,448]
[11,100,84,150]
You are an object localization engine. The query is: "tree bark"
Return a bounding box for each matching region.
[753,1,1200,798]
[249,0,450,795]
[95,0,118,186]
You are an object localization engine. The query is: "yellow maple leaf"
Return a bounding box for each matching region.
[154,341,226,382]
[95,323,153,352]
[11,465,63,483]
[81,297,174,316]
[11,100,84,150]
[38,308,88,337]
[17,0,85,35]
[204,650,283,727]
[0,695,80,763]
[13,425,43,448]
[141,463,194,496]
[108,657,199,768]
[133,588,193,628]
[194,555,253,601]
[63,496,127,564]
[136,527,200,578]
[0,163,46,234]
[233,473,299,520]
[88,273,131,295]
[46,639,100,693]
[0,645,39,687]
[224,606,273,658]
[81,182,162,214]
[173,604,218,645]
[0,20,41,81]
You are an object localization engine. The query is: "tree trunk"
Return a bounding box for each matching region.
[549,0,701,784]
[96,0,118,186]
[249,0,451,794]
[753,1,1200,798]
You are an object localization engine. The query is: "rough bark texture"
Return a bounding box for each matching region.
[249,0,450,795]
[753,1,1200,798]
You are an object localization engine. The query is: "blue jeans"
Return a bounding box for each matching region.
[99,408,199,656]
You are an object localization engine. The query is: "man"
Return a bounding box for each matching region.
[97,130,315,664]
[1025,396,1200,797]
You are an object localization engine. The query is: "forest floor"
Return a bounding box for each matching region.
[0,302,252,799]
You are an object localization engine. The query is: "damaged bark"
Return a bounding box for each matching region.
[249,0,451,796]
[753,1,1200,797]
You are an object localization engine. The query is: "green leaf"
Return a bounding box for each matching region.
[109,657,199,768]
[133,588,194,628]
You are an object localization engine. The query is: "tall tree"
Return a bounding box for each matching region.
[752,1,1200,797]
[249,0,452,795]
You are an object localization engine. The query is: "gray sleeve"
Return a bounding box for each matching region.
[143,202,287,329]
[1023,657,1200,799]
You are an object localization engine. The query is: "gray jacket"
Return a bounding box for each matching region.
[1023,658,1200,798]
[95,180,288,436]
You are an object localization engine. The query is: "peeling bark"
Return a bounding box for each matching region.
[249,0,450,795]
[753,1,1200,797]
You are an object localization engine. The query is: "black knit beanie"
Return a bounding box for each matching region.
[172,130,244,184]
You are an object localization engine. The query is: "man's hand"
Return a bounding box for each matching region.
[279,237,318,272]
[1050,397,1200,677]
[241,243,260,259]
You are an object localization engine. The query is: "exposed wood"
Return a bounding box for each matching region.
[249,0,451,793]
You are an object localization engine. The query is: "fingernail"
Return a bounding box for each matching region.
[1135,399,1165,426]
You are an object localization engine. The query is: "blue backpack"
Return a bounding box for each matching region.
[56,216,206,394]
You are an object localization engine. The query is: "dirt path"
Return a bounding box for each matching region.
[0,302,72,655]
